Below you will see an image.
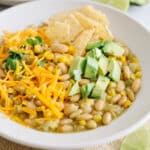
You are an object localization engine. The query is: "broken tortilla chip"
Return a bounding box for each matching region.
[64,14,83,41]
[79,5,109,25]
[45,21,70,43]
[72,29,95,56]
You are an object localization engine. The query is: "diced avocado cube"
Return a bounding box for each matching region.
[68,82,80,96]
[84,57,98,79]
[87,48,102,60]
[86,41,105,51]
[91,86,104,99]
[98,55,109,75]
[91,76,110,99]
[81,83,95,99]
[108,59,121,82]
[69,56,86,80]
[102,41,125,57]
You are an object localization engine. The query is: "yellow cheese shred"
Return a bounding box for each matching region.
[0,27,67,126]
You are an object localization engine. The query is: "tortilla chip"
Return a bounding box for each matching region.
[74,12,113,40]
[49,11,70,22]
[74,12,100,29]
[79,5,109,25]
[45,21,70,43]
[64,14,83,41]
[72,29,95,56]
[45,6,113,43]
[94,23,113,41]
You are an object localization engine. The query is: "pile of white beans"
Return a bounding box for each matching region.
[38,43,142,133]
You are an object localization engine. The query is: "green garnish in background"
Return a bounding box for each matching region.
[130,0,148,5]
[121,127,150,150]
[96,0,148,11]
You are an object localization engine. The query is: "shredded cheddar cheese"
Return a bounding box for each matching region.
[0,26,68,127]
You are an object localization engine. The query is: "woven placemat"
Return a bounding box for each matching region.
[0,136,121,150]
[0,137,36,150]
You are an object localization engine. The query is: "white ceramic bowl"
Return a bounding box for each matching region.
[0,0,150,149]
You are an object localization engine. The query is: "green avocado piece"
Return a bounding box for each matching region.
[68,82,80,96]
[86,41,105,51]
[91,76,110,99]
[84,57,98,79]
[87,48,102,60]
[130,0,148,5]
[102,41,125,57]
[98,55,109,75]
[81,83,95,99]
[72,70,82,81]
[108,59,121,82]
[69,56,86,80]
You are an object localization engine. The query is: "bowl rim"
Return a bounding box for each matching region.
[1,113,150,150]
[0,0,150,149]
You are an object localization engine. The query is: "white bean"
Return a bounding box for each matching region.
[86,120,97,129]
[131,79,141,93]
[58,63,68,74]
[27,102,36,109]
[102,112,112,125]
[60,119,73,125]
[118,96,127,106]
[123,66,131,79]
[77,113,93,120]
[111,94,121,104]
[64,104,78,116]
[54,53,62,60]
[94,100,105,111]
[51,42,68,53]
[69,109,82,119]
[116,81,125,92]
[70,94,80,102]
[60,74,70,81]
[126,88,135,101]
[60,125,73,132]
[80,103,92,113]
